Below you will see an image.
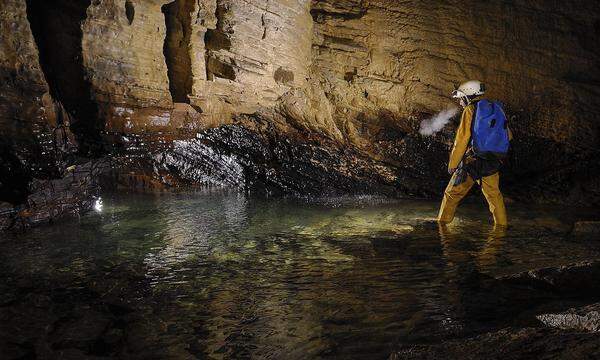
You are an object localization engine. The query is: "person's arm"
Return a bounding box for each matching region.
[448,105,474,172]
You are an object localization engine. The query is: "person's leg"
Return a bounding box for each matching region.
[480,172,508,226]
[438,173,474,223]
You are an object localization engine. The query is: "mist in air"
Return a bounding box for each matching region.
[419,107,459,136]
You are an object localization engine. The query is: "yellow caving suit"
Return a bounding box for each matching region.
[437,101,508,226]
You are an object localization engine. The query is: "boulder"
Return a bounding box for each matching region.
[391,327,600,360]
[572,221,600,238]
[537,303,600,332]
[497,260,600,296]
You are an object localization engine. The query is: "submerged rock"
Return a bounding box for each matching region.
[572,221,600,238]
[498,260,600,296]
[392,261,600,358]
[537,303,600,332]
[391,327,600,360]
[49,310,112,353]
[0,201,16,231]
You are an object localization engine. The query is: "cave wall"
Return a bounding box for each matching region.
[1,0,600,206]
[303,0,600,204]
[192,0,313,116]
[26,0,105,155]
[43,0,600,149]
[0,0,58,203]
[79,0,313,133]
[162,0,194,103]
[82,0,176,133]
[308,0,600,147]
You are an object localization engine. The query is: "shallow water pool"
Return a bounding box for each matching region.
[1,192,599,359]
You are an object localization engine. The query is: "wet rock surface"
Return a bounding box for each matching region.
[108,112,455,198]
[391,327,600,360]
[153,121,400,197]
[0,201,15,231]
[572,221,600,238]
[537,303,600,332]
[0,160,108,231]
[498,260,600,296]
[1,0,600,218]
[390,260,600,358]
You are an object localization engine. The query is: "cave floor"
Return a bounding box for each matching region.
[1,192,599,359]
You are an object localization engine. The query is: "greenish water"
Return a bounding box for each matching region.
[1,192,599,359]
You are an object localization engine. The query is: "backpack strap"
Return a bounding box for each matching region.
[456,100,479,173]
[469,100,483,187]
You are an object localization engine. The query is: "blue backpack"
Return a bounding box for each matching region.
[471,99,510,159]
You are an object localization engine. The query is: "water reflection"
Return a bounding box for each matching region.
[436,223,513,335]
[477,225,508,268]
[143,192,249,285]
[0,192,598,359]
[439,223,508,270]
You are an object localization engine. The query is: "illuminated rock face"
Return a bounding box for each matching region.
[80,0,314,133]
[1,0,600,208]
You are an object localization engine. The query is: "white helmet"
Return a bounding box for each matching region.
[452,80,485,98]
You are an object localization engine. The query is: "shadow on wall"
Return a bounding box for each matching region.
[0,143,30,204]
[25,0,103,156]
[125,0,135,25]
[161,0,194,103]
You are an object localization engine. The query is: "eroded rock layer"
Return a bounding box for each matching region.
[1,0,600,222]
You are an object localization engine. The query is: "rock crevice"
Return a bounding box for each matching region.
[25,0,102,155]
[162,0,195,103]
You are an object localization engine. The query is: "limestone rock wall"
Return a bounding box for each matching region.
[309,0,600,148]
[1,0,600,207]
[83,0,173,108]
[81,0,314,133]
[0,0,58,203]
[192,0,314,124]
[82,0,174,133]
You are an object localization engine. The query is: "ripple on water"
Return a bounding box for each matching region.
[0,192,598,359]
